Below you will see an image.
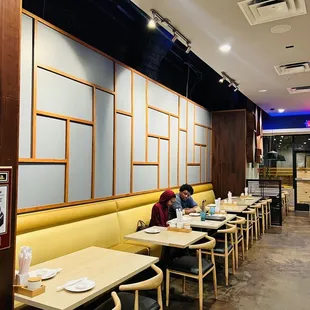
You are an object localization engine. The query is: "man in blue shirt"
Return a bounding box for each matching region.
[169,184,198,220]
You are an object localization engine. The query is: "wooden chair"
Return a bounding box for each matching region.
[241,208,255,250]
[95,264,163,310]
[204,224,236,286]
[112,292,121,310]
[228,216,246,269]
[266,198,272,227]
[166,236,217,310]
[259,200,268,233]
[251,203,262,239]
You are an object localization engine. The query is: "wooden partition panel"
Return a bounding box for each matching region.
[212,110,246,198]
[0,0,21,307]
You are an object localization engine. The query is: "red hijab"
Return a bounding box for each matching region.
[159,190,176,206]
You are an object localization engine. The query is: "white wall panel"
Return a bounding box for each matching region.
[37,68,93,121]
[18,164,65,209]
[147,137,158,162]
[115,64,131,113]
[133,74,146,162]
[148,81,178,115]
[160,140,169,188]
[95,90,114,198]
[69,123,92,201]
[115,114,131,194]
[195,105,212,128]
[179,98,187,129]
[201,146,207,183]
[19,14,33,158]
[195,145,200,164]
[187,102,194,163]
[170,117,178,187]
[195,125,207,145]
[36,116,66,159]
[187,166,200,185]
[179,131,187,185]
[148,109,169,137]
[133,166,158,192]
[37,22,114,90]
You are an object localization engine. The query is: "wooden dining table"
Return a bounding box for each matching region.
[125,226,207,248]
[14,247,158,310]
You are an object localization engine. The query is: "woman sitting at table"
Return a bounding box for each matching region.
[150,190,176,227]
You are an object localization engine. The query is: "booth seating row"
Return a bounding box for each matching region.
[15,184,215,309]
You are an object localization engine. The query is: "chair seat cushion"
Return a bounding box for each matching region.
[168,255,213,275]
[213,242,233,254]
[215,233,242,241]
[94,292,160,310]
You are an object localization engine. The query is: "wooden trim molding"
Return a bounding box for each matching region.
[187,163,200,166]
[91,87,96,199]
[133,162,159,166]
[37,64,115,95]
[148,105,179,118]
[130,71,134,193]
[116,110,132,117]
[148,133,169,141]
[65,119,70,202]
[36,110,93,125]
[195,122,212,130]
[19,158,67,163]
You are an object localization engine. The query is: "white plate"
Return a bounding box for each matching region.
[144,228,160,234]
[65,279,96,293]
[35,268,60,280]
[189,213,200,217]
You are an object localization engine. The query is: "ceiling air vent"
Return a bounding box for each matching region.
[287,86,310,94]
[238,0,307,26]
[274,61,310,75]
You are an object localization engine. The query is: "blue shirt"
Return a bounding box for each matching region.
[168,193,197,220]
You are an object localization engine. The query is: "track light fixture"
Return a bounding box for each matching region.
[219,71,239,92]
[149,9,191,53]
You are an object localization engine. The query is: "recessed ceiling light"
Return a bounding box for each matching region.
[271,25,291,34]
[304,142,307,144]
[219,44,231,53]
[281,136,284,138]
[308,138,310,141]
[259,89,267,93]
[278,109,285,113]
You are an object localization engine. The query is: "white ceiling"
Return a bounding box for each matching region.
[132,0,310,116]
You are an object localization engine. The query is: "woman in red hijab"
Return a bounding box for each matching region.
[150,190,176,227]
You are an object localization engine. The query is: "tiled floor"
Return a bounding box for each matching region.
[168,212,310,310]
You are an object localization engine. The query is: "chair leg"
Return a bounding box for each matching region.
[265,208,268,229]
[246,228,249,251]
[262,209,265,234]
[157,286,163,310]
[255,218,258,240]
[225,255,229,286]
[251,225,254,246]
[198,274,203,310]
[212,267,217,299]
[257,216,261,237]
[241,238,245,260]
[166,269,170,307]
[182,276,186,294]
[269,209,272,227]
[235,241,239,270]
[231,249,236,275]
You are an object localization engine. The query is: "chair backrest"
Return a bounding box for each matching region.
[189,235,216,251]
[111,292,121,310]
[217,223,237,249]
[119,264,163,310]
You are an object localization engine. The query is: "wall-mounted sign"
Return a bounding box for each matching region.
[0,167,12,250]
[305,120,310,128]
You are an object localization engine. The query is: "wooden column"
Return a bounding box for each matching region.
[0,0,21,308]
[212,110,246,198]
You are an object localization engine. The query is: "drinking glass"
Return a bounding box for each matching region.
[200,211,206,221]
[210,206,215,216]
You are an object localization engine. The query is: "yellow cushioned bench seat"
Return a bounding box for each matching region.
[14,183,215,308]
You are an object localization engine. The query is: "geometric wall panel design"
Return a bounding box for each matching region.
[133,165,158,192]
[115,64,131,113]
[37,22,114,90]
[148,109,169,137]
[187,102,195,163]
[133,74,146,162]
[179,98,187,130]
[169,117,178,187]
[18,12,212,213]
[148,81,178,115]
[19,14,33,158]
[195,105,211,127]
[195,125,207,145]
[187,165,200,184]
